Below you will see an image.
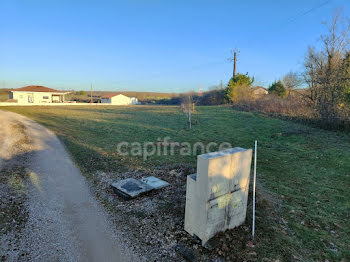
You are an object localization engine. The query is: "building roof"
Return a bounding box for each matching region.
[12,85,68,93]
[252,86,267,91]
[101,93,122,98]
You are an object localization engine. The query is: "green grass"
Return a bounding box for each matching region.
[1,105,349,261]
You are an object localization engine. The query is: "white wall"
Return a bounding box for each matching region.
[130,97,139,105]
[111,94,132,105]
[11,91,64,104]
[252,88,268,96]
[101,94,133,105]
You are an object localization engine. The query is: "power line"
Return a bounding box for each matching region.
[111,60,226,85]
[287,0,332,24]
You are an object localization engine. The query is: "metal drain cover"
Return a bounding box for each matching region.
[111,178,153,199]
[140,176,169,189]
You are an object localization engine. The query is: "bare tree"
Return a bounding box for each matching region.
[181,92,195,128]
[303,9,350,126]
[282,71,302,96]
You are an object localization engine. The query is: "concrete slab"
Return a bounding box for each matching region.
[111,178,153,199]
[140,176,169,189]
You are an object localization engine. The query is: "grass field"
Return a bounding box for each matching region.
[1,105,349,261]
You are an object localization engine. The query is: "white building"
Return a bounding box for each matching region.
[130,97,139,105]
[9,86,70,104]
[101,93,138,105]
[252,86,268,97]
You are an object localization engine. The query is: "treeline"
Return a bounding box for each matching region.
[159,10,350,130]
[232,11,350,130]
[154,88,226,106]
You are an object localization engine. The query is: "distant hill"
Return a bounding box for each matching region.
[65,91,180,103]
[95,91,178,101]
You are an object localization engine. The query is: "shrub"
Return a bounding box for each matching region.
[233,93,312,120]
[198,90,226,105]
[268,81,286,98]
[225,73,254,103]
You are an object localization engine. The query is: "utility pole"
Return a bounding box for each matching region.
[233,51,237,78]
[228,49,239,78]
[90,83,93,104]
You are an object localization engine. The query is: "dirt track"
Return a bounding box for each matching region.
[0,110,134,262]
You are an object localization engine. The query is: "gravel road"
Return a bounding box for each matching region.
[0,110,135,262]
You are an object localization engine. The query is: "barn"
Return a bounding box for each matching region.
[100,93,138,105]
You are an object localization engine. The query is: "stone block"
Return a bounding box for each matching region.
[184,147,252,244]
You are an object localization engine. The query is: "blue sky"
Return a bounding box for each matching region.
[1,0,349,92]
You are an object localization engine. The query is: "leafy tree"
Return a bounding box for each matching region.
[225,73,254,102]
[79,91,86,95]
[268,81,287,97]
